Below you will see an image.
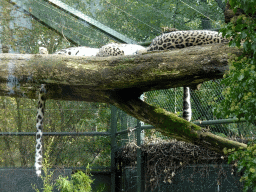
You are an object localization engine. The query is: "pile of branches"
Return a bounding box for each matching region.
[116,137,246,190]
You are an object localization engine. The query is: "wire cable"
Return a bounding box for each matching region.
[103,0,161,33]
[35,0,104,44]
[178,0,216,22]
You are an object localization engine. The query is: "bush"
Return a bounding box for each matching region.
[56,165,93,192]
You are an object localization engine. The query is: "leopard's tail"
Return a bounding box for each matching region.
[183,87,192,122]
[35,84,46,177]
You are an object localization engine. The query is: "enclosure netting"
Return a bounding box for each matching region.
[0,0,253,191]
[114,80,251,191]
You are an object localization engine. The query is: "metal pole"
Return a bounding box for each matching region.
[0,132,111,136]
[10,0,136,45]
[110,105,117,192]
[120,110,128,146]
[47,0,136,44]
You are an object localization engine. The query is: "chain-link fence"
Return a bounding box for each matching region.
[0,99,111,168]
[145,80,256,138]
[1,82,251,191]
[0,0,253,191]
[113,80,252,191]
[1,0,226,53]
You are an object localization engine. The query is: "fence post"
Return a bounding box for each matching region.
[111,105,117,192]
[120,110,128,146]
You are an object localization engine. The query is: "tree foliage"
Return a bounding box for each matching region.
[215,0,256,191]
[56,0,225,42]
[226,142,256,192]
[216,0,256,125]
[56,169,94,192]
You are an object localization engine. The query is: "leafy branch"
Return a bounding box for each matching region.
[216,0,256,191]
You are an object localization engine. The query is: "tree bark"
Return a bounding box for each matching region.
[0,43,246,154]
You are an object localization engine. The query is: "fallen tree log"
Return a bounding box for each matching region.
[0,43,246,154]
[0,43,241,102]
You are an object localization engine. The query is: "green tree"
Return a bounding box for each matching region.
[215,0,256,126]
[215,0,256,191]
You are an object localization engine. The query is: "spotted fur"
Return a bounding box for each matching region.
[183,87,191,122]
[35,47,48,177]
[35,84,46,177]
[147,30,228,51]
[96,43,146,57]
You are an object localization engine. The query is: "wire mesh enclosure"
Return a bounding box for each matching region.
[0,0,254,191]
[145,80,256,138]
[0,100,112,168]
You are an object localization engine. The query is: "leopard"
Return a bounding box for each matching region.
[34,44,145,176]
[96,30,228,122]
[35,46,100,177]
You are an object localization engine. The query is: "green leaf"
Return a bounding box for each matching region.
[241,30,247,39]
[238,74,244,81]
[252,42,256,54]
[238,164,244,172]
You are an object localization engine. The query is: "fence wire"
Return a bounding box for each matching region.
[0,0,252,191]
[1,0,225,53]
[144,80,256,138]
